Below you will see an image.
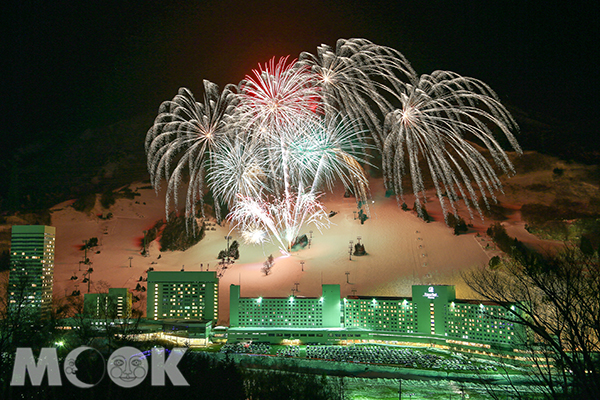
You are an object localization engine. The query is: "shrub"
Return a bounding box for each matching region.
[446,213,468,234]
[488,255,501,269]
[159,213,205,251]
[100,190,116,209]
[0,250,10,272]
[478,197,509,221]
[487,222,536,262]
[72,193,96,213]
[553,167,564,177]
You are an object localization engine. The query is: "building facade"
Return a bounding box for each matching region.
[230,284,341,328]
[84,288,133,319]
[147,271,219,322]
[228,284,524,349]
[8,225,56,319]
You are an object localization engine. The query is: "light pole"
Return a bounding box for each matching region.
[82,239,88,268]
[345,271,350,284]
[349,240,353,260]
[398,378,401,400]
[224,235,232,263]
[300,260,305,272]
[357,236,362,245]
[128,256,133,268]
[87,267,92,293]
[142,230,148,256]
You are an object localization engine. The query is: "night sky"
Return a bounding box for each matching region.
[2,0,597,160]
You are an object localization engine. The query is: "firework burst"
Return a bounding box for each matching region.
[208,116,371,252]
[207,134,270,208]
[298,38,416,149]
[145,81,238,225]
[237,56,321,140]
[382,71,521,219]
[229,191,329,253]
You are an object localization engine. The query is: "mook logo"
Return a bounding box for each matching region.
[10,346,188,388]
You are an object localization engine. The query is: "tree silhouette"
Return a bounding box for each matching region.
[463,246,600,399]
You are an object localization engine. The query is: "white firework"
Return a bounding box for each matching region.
[207,133,270,208]
[272,116,372,206]
[382,70,522,220]
[236,56,321,141]
[210,116,372,253]
[298,38,417,149]
[145,81,238,225]
[229,192,329,253]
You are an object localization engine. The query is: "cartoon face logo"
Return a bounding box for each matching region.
[63,346,105,389]
[107,346,148,388]
[64,358,78,375]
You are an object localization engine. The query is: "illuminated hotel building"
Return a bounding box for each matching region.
[147,271,219,322]
[230,284,341,328]
[228,284,524,348]
[8,225,56,319]
[84,288,133,319]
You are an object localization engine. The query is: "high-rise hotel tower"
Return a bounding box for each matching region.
[8,225,56,319]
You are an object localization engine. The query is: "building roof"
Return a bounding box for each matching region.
[147,270,218,282]
[455,299,513,307]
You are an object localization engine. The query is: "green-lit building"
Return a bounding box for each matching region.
[84,288,133,319]
[228,284,524,350]
[8,225,56,319]
[230,284,341,328]
[147,271,219,322]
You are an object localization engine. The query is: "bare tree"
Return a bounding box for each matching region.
[262,254,274,276]
[462,246,600,399]
[0,270,53,396]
